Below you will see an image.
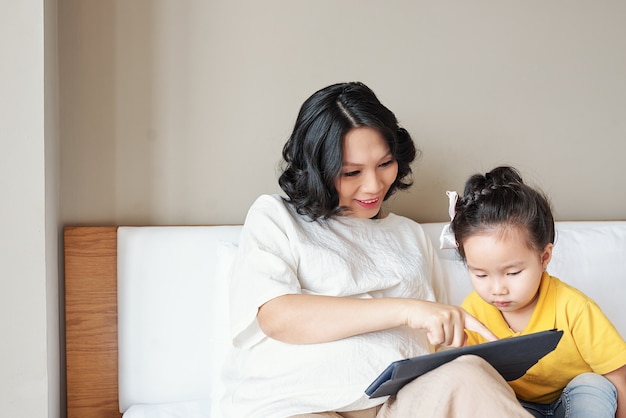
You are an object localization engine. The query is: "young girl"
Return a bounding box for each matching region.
[448,166,626,418]
[221,83,533,418]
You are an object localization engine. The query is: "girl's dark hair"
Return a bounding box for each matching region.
[278,81,418,221]
[450,166,555,259]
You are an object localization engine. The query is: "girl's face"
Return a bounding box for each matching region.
[462,226,552,318]
[335,127,398,219]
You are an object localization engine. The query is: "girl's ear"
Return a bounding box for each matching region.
[540,243,553,271]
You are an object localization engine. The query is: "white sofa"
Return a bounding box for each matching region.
[117,221,626,418]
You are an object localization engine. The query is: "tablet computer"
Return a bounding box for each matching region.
[365,328,563,398]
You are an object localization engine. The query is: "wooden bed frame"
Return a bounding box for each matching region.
[64,226,121,418]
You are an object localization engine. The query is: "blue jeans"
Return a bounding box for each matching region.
[519,373,617,418]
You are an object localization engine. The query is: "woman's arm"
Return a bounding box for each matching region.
[257,294,496,347]
[605,364,626,418]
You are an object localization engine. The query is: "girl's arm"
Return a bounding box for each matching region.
[605,364,626,418]
[257,293,496,347]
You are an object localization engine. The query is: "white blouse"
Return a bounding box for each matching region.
[222,194,447,418]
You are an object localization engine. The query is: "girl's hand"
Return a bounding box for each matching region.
[404,300,497,347]
[604,364,626,418]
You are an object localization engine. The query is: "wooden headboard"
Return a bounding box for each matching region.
[64,226,121,418]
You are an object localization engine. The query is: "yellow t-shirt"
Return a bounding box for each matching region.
[462,272,626,404]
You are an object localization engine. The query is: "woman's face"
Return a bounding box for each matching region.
[335,127,398,218]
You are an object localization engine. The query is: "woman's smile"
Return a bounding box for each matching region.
[355,197,380,208]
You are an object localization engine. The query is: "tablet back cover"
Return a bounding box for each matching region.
[366,329,563,398]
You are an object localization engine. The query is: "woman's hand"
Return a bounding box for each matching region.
[257,294,496,346]
[403,300,497,347]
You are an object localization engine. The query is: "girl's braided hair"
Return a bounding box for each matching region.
[450,166,555,259]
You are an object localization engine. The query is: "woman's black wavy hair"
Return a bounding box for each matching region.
[450,166,555,259]
[278,82,418,221]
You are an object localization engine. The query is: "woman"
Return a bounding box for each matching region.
[222,82,531,418]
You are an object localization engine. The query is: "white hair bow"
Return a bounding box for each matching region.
[439,191,459,250]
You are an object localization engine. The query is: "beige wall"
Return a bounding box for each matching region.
[59,1,626,226]
[46,0,61,415]
[1,0,60,417]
